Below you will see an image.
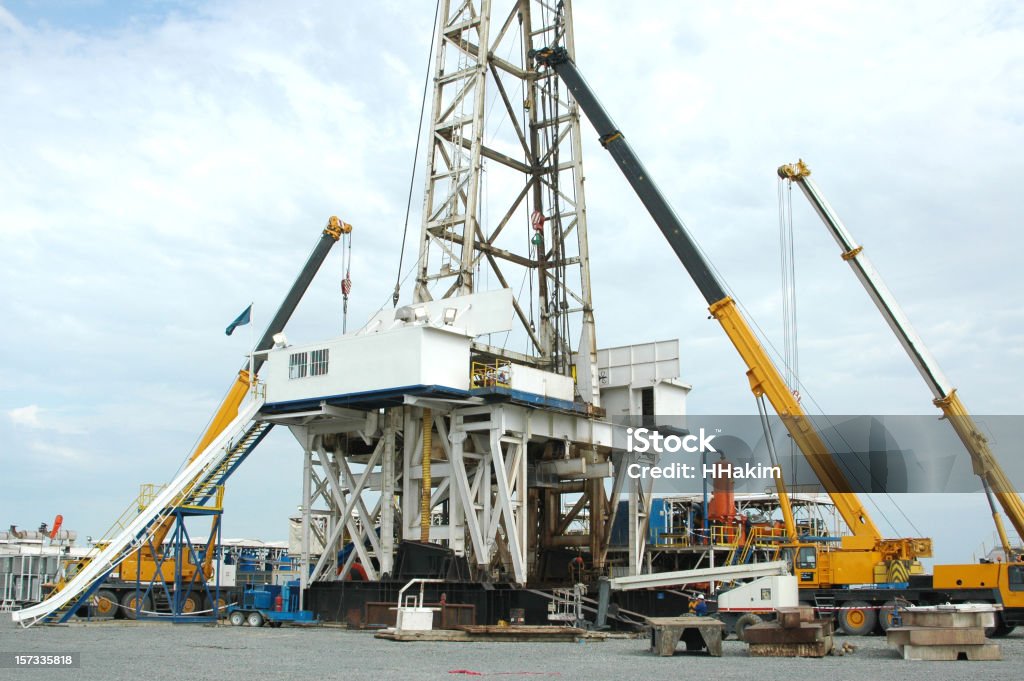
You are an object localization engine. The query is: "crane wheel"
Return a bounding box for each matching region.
[180,593,201,614]
[734,613,763,641]
[93,590,117,619]
[837,600,876,636]
[246,611,264,627]
[119,591,151,620]
[229,610,246,626]
[965,600,1010,637]
[983,609,1016,638]
[878,600,902,632]
[990,622,1016,638]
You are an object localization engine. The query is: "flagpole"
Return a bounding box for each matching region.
[248,301,255,392]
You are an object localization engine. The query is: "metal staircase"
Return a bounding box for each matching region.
[182,421,272,507]
[813,593,836,617]
[728,526,785,566]
[11,398,266,627]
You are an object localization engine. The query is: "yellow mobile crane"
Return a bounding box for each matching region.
[532,46,932,634]
[779,160,1024,634]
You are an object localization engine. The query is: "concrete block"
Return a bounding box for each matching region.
[887,626,985,647]
[901,605,998,630]
[901,611,996,629]
[899,642,1001,661]
[647,617,724,657]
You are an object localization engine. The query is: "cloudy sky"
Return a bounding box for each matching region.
[1,1,1021,567]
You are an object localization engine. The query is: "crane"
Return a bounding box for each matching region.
[45,217,351,618]
[530,47,931,600]
[778,159,1023,560]
[125,216,352,587]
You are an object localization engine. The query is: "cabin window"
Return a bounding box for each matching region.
[1009,565,1024,592]
[797,546,817,569]
[310,348,329,376]
[288,352,308,379]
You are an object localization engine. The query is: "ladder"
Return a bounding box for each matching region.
[181,421,272,507]
[728,528,759,565]
[11,398,266,627]
[813,593,836,617]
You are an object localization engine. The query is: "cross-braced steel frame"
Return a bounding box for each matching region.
[413,0,600,407]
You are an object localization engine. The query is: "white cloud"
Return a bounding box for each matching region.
[8,404,42,428]
[6,404,87,435]
[0,5,25,36]
[30,440,86,463]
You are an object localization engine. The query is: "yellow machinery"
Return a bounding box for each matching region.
[532,47,931,596]
[120,216,350,602]
[779,160,1024,630]
[49,218,349,617]
[117,372,251,599]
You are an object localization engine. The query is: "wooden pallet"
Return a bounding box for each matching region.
[376,625,590,643]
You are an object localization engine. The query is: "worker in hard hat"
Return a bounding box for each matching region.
[688,594,709,617]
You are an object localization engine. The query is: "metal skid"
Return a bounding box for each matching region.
[401,404,530,583]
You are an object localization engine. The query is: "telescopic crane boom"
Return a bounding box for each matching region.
[532,46,930,587]
[123,216,351,582]
[778,160,1023,558]
[187,216,350,462]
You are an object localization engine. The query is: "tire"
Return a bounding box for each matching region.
[269,621,283,628]
[93,590,117,620]
[119,591,151,620]
[989,617,1016,638]
[878,600,901,632]
[734,613,763,641]
[990,623,1016,638]
[180,592,202,615]
[837,600,876,636]
[246,611,264,627]
[212,596,229,617]
[229,610,246,626]
[965,600,1006,637]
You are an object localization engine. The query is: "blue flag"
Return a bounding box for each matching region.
[225,304,252,336]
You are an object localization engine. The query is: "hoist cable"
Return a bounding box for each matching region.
[683,197,919,538]
[393,0,442,307]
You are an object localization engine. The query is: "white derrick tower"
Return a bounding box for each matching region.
[413,0,600,407]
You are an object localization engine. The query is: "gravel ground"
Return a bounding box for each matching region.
[1,620,1021,681]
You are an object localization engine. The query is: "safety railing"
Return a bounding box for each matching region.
[470,360,511,389]
[711,524,742,547]
[656,532,691,548]
[137,484,167,511]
